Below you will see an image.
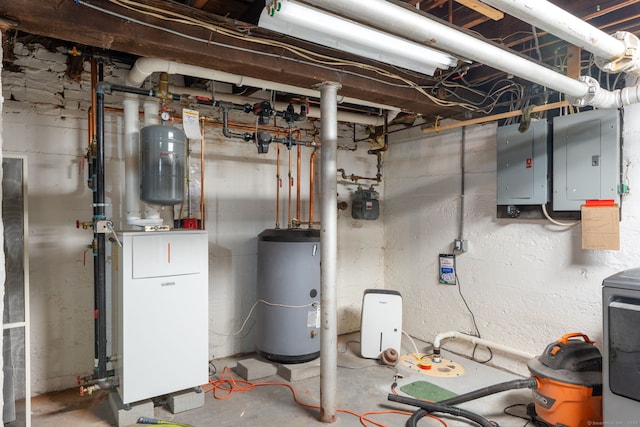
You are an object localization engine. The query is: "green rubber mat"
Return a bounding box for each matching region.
[399,381,458,401]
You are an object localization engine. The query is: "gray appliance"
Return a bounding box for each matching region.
[602,268,640,422]
[256,229,321,363]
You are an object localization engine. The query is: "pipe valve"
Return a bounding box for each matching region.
[256,131,273,154]
[76,220,92,230]
[253,101,276,125]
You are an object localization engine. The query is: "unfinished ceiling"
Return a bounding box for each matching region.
[1,0,639,120]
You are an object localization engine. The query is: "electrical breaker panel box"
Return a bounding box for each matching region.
[553,109,620,211]
[496,120,548,205]
[360,289,402,359]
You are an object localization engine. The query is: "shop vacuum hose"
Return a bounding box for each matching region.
[389,377,538,427]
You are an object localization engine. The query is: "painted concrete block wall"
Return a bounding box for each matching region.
[386,105,640,376]
[1,43,384,394]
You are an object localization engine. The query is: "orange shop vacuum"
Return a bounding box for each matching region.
[528,333,603,427]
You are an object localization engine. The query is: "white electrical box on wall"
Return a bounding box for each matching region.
[553,109,620,211]
[360,289,402,359]
[112,230,208,404]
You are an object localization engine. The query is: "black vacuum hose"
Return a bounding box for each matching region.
[441,377,537,406]
[389,395,494,427]
[391,377,538,427]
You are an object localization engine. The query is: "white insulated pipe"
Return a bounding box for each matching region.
[127,57,400,114]
[305,0,640,109]
[432,331,536,362]
[481,0,640,77]
[123,96,142,223]
[481,0,625,61]
[306,0,588,99]
[142,100,161,221]
[319,81,341,423]
[143,99,160,126]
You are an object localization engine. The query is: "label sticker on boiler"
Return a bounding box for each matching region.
[308,306,321,328]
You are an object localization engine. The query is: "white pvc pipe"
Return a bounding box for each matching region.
[127,57,400,113]
[319,81,341,423]
[307,0,587,98]
[167,85,386,126]
[481,0,625,61]
[573,75,640,108]
[122,96,141,223]
[143,99,160,126]
[433,330,536,361]
[142,99,161,221]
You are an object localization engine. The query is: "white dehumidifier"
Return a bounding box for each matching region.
[360,289,402,359]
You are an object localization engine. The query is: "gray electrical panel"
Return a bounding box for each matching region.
[553,109,620,211]
[497,120,548,205]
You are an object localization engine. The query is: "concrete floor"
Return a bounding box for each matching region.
[23,334,537,426]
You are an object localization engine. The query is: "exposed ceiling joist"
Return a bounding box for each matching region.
[454,0,503,20]
[1,0,639,120]
[0,0,461,116]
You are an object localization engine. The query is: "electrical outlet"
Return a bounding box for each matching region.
[454,239,468,253]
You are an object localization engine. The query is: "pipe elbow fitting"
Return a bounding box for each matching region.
[95,81,111,95]
[595,31,640,77]
[568,75,622,108]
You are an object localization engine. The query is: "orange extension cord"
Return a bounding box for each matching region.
[203,367,448,427]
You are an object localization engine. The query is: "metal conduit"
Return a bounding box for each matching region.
[319,81,341,423]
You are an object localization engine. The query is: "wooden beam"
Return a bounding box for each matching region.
[422,101,570,133]
[0,0,458,116]
[191,0,209,9]
[566,46,581,79]
[0,16,17,31]
[462,15,491,29]
[454,0,504,20]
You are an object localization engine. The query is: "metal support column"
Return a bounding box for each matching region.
[318,81,341,423]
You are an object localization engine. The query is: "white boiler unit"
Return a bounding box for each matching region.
[112,230,208,404]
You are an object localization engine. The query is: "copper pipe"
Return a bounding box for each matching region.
[200,117,206,230]
[423,100,570,134]
[287,147,293,228]
[296,144,301,224]
[87,108,93,149]
[276,144,281,229]
[90,58,97,143]
[308,148,318,229]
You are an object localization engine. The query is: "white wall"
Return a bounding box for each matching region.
[386,104,640,375]
[1,43,384,394]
